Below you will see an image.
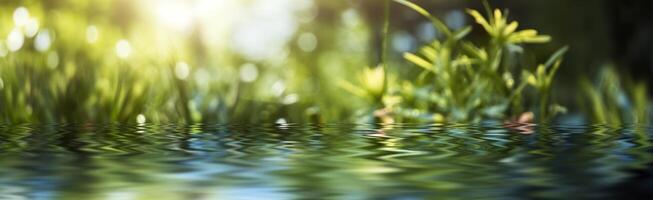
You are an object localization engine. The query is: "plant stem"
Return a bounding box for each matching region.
[381,0,390,96]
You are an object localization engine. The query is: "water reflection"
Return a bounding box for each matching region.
[0,123,652,199]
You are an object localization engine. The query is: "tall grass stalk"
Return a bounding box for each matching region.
[381,0,391,97]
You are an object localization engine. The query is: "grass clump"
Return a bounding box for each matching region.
[342,0,569,123]
[581,66,650,125]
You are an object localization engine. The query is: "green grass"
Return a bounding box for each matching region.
[581,66,650,125]
[342,0,569,123]
[0,0,649,124]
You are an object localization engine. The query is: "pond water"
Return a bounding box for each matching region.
[0,123,652,199]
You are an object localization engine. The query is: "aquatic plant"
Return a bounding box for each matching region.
[581,66,650,125]
[342,0,569,123]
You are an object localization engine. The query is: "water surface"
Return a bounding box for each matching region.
[0,123,652,199]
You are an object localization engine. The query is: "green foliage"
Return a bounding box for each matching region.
[0,0,649,124]
[0,1,372,123]
[343,0,569,123]
[581,66,650,125]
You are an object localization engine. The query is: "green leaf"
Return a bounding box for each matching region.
[419,46,437,60]
[544,46,569,69]
[503,21,518,36]
[338,80,369,99]
[453,26,472,40]
[522,35,551,43]
[466,9,492,34]
[545,60,562,85]
[404,53,434,72]
[461,42,487,60]
[482,0,493,20]
[581,79,607,123]
[394,0,452,37]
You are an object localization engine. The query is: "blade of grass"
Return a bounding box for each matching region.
[382,0,391,95]
[404,53,434,72]
[338,80,369,99]
[393,0,452,37]
[544,46,569,69]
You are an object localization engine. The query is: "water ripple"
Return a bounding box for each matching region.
[0,123,652,199]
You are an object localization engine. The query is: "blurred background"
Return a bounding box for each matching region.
[0,0,651,123]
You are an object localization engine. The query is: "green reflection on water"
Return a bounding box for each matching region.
[0,123,651,199]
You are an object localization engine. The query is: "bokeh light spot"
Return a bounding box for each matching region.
[34,30,51,52]
[7,28,24,52]
[136,114,146,124]
[115,39,132,59]
[231,0,301,61]
[155,0,194,31]
[86,26,99,44]
[282,93,299,105]
[445,10,466,31]
[297,32,317,52]
[47,51,59,69]
[24,18,39,38]
[194,68,211,91]
[175,62,190,80]
[271,80,286,97]
[13,7,29,27]
[239,63,259,82]
[0,43,8,57]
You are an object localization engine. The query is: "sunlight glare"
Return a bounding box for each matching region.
[155,0,194,31]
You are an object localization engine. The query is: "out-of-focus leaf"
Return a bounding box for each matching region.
[394,0,452,37]
[544,46,569,69]
[404,53,434,72]
[453,26,472,40]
